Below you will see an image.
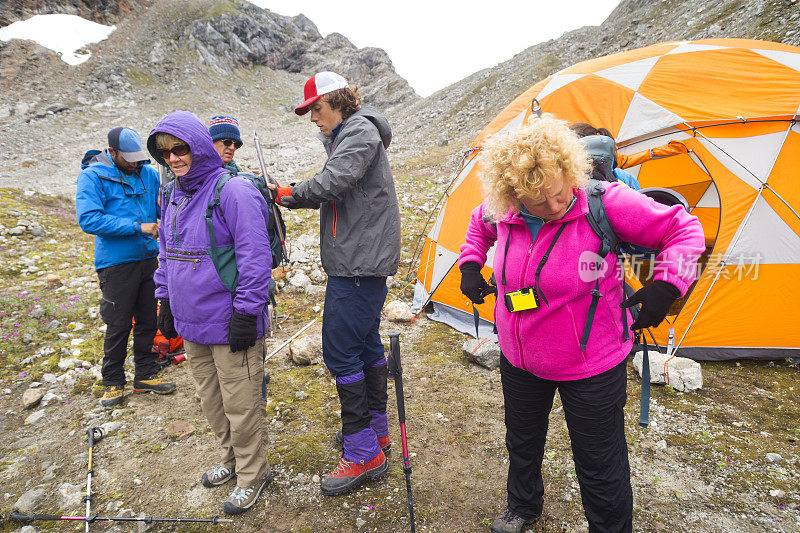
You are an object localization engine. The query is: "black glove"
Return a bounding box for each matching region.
[278,195,299,208]
[620,280,681,330]
[157,299,178,340]
[460,261,495,304]
[228,311,258,353]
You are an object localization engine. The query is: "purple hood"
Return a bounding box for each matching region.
[147,110,227,193]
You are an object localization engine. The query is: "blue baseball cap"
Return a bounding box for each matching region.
[108,126,148,162]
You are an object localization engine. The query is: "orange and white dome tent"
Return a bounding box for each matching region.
[412,38,800,361]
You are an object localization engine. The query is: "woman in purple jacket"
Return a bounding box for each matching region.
[146,111,272,516]
[458,116,705,533]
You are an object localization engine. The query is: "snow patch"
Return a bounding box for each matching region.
[0,14,115,65]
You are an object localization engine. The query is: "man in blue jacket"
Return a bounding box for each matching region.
[76,126,177,408]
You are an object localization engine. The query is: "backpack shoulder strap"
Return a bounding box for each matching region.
[584,178,618,257]
[162,180,176,206]
[205,172,236,285]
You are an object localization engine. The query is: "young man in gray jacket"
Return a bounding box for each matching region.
[278,71,401,496]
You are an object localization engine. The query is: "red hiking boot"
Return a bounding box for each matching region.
[320,450,388,496]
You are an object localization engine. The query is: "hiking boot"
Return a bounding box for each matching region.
[490,508,539,533]
[320,450,388,496]
[222,469,272,515]
[201,464,235,488]
[133,375,176,395]
[335,428,391,456]
[100,385,124,409]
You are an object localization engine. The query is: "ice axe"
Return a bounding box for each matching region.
[387,332,416,533]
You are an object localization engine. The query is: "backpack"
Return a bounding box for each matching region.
[163,171,286,300]
[585,178,655,426]
[580,136,617,183]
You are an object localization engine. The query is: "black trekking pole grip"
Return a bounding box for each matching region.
[10,511,37,523]
[87,427,104,445]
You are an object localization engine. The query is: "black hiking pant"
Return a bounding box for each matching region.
[97,258,159,386]
[500,355,632,532]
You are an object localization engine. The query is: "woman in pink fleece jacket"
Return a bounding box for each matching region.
[459,117,705,533]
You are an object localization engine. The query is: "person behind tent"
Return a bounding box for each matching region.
[570,122,640,189]
[275,71,401,496]
[75,126,177,409]
[146,111,272,516]
[458,116,704,533]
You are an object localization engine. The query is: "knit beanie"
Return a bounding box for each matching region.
[208,115,243,145]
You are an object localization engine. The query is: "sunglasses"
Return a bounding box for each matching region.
[157,144,190,160]
[220,139,242,149]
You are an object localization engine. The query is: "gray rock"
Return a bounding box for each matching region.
[295,391,309,400]
[288,271,312,290]
[46,103,68,114]
[45,319,62,331]
[19,525,36,533]
[21,388,45,409]
[384,300,414,323]
[632,351,702,392]
[40,392,62,406]
[57,482,83,509]
[98,421,123,438]
[24,410,46,424]
[30,305,45,318]
[462,338,501,370]
[766,453,782,463]
[289,334,323,366]
[41,373,57,384]
[13,487,46,513]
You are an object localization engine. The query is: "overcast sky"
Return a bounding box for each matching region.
[252,0,620,96]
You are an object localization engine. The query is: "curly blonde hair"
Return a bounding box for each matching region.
[479,115,591,218]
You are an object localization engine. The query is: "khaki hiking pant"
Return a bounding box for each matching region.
[185,339,269,487]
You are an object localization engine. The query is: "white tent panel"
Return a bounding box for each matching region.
[698,132,786,190]
[752,49,800,74]
[595,55,660,92]
[616,93,686,143]
[536,74,587,101]
[695,181,720,208]
[664,43,727,55]
[431,243,460,288]
[428,201,448,241]
[448,158,478,199]
[725,196,800,264]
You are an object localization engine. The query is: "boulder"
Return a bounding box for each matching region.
[24,410,46,424]
[57,482,83,509]
[462,338,501,370]
[289,334,323,365]
[632,351,702,392]
[384,300,414,323]
[21,388,45,409]
[288,271,312,290]
[13,487,46,513]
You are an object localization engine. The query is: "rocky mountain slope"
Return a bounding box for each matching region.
[395,0,800,150]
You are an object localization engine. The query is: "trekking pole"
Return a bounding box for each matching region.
[253,132,289,264]
[84,427,104,533]
[387,332,416,533]
[10,511,232,525]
